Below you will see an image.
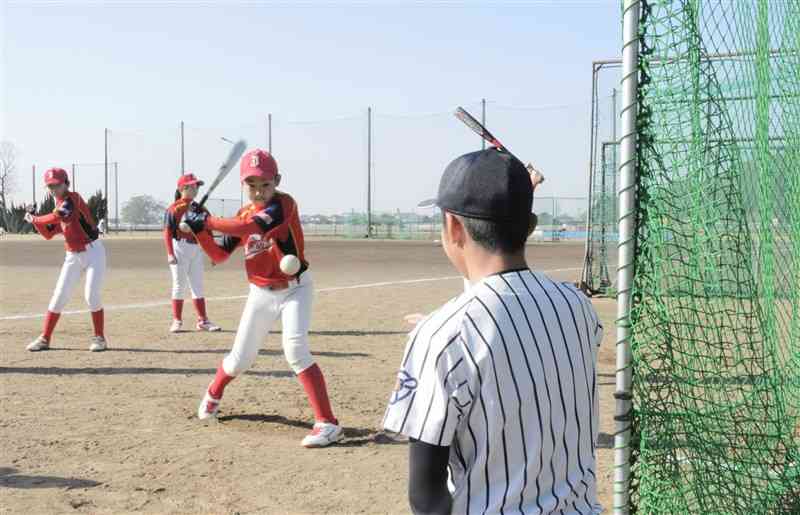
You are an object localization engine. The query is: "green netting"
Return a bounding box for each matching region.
[629,0,800,513]
[586,141,619,294]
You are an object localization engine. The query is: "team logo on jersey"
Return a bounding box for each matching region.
[389,370,418,405]
[244,234,271,259]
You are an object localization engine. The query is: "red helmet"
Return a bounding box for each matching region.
[44,167,69,185]
[240,149,278,183]
[177,173,204,189]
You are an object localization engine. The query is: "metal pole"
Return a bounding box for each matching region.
[268,113,272,153]
[32,165,36,205]
[114,162,119,232]
[367,107,372,238]
[104,128,109,224]
[180,121,185,174]
[581,63,601,288]
[481,98,486,150]
[614,1,640,513]
[612,88,618,142]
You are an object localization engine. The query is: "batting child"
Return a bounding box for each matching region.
[182,148,342,448]
[24,167,108,352]
[163,173,221,333]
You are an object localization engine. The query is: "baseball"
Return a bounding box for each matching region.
[179,221,191,233]
[280,254,301,275]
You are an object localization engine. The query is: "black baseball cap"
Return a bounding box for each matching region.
[420,148,532,221]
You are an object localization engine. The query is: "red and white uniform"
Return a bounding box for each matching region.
[196,192,313,373]
[29,168,106,343]
[196,149,338,441]
[163,175,213,324]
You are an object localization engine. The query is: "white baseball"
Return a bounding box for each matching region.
[280,254,301,275]
[179,221,191,233]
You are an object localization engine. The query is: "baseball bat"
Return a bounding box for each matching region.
[454,106,545,183]
[196,139,247,209]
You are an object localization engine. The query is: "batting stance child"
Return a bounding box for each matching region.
[24,167,109,352]
[182,149,342,448]
[163,173,221,333]
[384,149,602,514]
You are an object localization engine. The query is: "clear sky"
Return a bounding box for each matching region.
[2,0,622,217]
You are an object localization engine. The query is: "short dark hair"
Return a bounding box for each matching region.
[444,210,529,253]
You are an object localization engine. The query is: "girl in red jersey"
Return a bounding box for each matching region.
[163,173,221,333]
[23,167,108,352]
[181,149,342,448]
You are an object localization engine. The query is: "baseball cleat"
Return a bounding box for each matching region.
[170,319,183,333]
[197,391,221,420]
[196,320,221,332]
[301,422,344,448]
[26,335,50,352]
[89,336,108,352]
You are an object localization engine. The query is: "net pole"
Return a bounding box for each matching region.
[114,162,119,233]
[32,165,36,205]
[614,1,640,513]
[104,128,109,225]
[581,63,601,287]
[367,107,372,238]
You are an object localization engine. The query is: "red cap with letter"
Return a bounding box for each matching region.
[177,173,204,189]
[240,149,278,182]
[44,167,69,185]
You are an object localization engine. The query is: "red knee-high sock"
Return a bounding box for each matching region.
[297,364,337,424]
[91,309,104,337]
[208,364,234,399]
[193,298,208,321]
[42,311,61,341]
[172,299,184,321]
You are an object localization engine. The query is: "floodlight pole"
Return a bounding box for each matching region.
[104,128,109,222]
[614,1,640,514]
[367,107,372,238]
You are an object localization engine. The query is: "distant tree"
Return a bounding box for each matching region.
[122,195,166,225]
[0,141,18,210]
[86,190,106,223]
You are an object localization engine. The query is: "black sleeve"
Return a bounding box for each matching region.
[220,235,241,254]
[408,438,452,515]
[252,200,284,233]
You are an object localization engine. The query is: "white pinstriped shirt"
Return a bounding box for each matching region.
[384,269,603,515]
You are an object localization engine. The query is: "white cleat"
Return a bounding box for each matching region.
[89,336,107,352]
[170,319,183,333]
[26,335,50,352]
[197,391,221,420]
[196,320,221,332]
[301,422,344,448]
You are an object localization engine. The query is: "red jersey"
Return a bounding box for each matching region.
[196,192,308,288]
[163,198,198,256]
[31,191,99,252]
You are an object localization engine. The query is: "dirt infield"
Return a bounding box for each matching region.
[0,237,616,514]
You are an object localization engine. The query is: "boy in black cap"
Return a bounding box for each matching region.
[383,149,603,514]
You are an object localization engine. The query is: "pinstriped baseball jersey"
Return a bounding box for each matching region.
[383,268,603,515]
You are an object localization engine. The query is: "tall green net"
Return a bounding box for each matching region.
[628,0,800,512]
[586,141,619,295]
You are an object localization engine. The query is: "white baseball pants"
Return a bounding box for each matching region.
[222,271,315,376]
[169,239,205,300]
[48,240,106,313]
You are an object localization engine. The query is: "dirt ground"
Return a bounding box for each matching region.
[0,236,617,514]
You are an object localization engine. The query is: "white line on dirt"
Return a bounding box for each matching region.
[0,267,581,321]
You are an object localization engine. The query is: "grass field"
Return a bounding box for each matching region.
[0,236,617,514]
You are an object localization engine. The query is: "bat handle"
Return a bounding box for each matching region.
[197,194,209,210]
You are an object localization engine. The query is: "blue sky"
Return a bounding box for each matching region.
[2,0,621,216]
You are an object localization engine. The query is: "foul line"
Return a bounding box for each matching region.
[0,267,580,321]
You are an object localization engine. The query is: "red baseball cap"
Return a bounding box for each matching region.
[177,173,204,189]
[44,167,69,185]
[240,149,278,182]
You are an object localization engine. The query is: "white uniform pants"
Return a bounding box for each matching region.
[223,271,315,376]
[48,240,106,313]
[169,239,205,300]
